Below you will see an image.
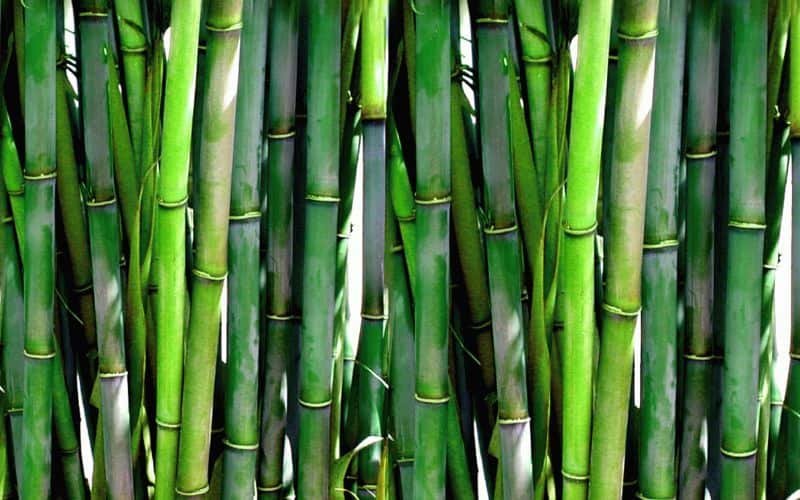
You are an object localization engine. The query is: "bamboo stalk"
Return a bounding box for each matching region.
[0,110,24,246]
[719,1,767,496]
[413,0,451,496]
[21,0,57,495]
[154,0,203,495]
[639,0,687,496]
[174,0,243,495]
[678,0,721,496]
[297,0,341,495]
[588,0,658,497]
[223,0,268,496]
[560,0,613,497]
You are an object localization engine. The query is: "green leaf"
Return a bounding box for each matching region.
[331,436,383,500]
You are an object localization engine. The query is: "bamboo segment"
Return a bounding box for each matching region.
[412,0,451,497]
[223,0,268,496]
[154,0,203,496]
[679,0,721,496]
[560,1,614,498]
[297,0,341,496]
[473,2,533,497]
[21,0,57,496]
[175,0,243,495]
[639,0,687,497]
[720,1,767,497]
[588,0,658,497]
[0,111,24,245]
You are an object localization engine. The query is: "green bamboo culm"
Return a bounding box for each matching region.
[21,0,57,496]
[719,1,766,496]
[77,2,137,495]
[588,0,659,497]
[175,0,243,495]
[413,0,451,497]
[154,0,204,497]
[639,0,687,496]
[258,0,300,496]
[0,110,24,246]
[223,0,268,496]
[473,1,534,497]
[777,0,800,493]
[355,0,389,496]
[560,0,614,498]
[678,0,721,496]
[297,0,341,496]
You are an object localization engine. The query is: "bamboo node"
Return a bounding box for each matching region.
[267,130,296,140]
[99,370,128,379]
[120,44,148,54]
[337,232,351,239]
[414,393,450,405]
[522,54,553,65]
[60,447,80,456]
[5,407,22,415]
[683,353,713,361]
[396,457,414,464]
[789,352,800,360]
[361,312,388,320]
[601,302,640,318]
[298,397,332,409]
[642,239,679,250]
[764,262,778,270]
[228,211,261,221]
[86,197,117,208]
[158,195,189,209]
[305,193,341,203]
[266,313,293,322]
[719,446,757,458]
[685,150,717,160]
[1,216,12,224]
[222,439,259,451]
[561,469,589,482]
[497,416,531,425]
[191,268,227,282]
[484,224,517,236]
[415,194,452,206]
[636,492,674,500]
[175,485,210,496]
[155,418,181,430]
[617,29,658,41]
[6,188,24,196]
[23,349,56,360]
[396,213,416,222]
[78,10,109,17]
[206,21,243,32]
[360,484,378,491]
[728,220,767,230]
[608,53,619,61]
[391,244,404,253]
[23,171,57,181]
[563,220,598,237]
[257,483,282,493]
[623,479,638,486]
[475,17,509,24]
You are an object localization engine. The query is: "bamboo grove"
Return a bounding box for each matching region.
[0,0,799,498]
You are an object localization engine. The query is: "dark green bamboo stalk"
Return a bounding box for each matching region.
[354,1,389,496]
[297,0,341,496]
[413,0,450,497]
[52,343,87,500]
[154,0,203,495]
[77,0,136,495]
[678,0,721,496]
[112,0,148,168]
[174,0,243,495]
[719,1,766,496]
[639,0,687,497]
[21,0,57,496]
[222,0,268,497]
[473,2,533,497]
[588,0,658,497]
[560,0,614,497]
[388,120,416,300]
[0,158,23,490]
[0,110,24,245]
[256,4,299,496]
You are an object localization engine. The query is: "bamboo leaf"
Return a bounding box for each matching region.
[331,436,383,500]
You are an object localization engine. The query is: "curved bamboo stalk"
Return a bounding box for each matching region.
[560,1,613,497]
[297,0,341,496]
[719,1,767,496]
[678,0,721,496]
[154,0,203,495]
[174,0,243,495]
[588,0,658,497]
[21,0,57,496]
[639,0,687,496]
[412,0,451,496]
